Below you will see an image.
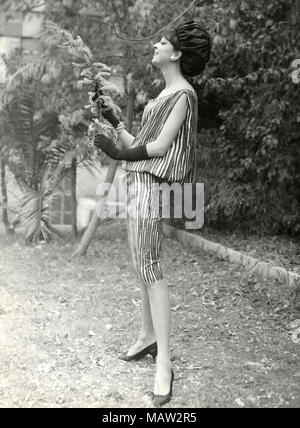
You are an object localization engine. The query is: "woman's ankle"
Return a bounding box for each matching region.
[138,332,156,344]
[156,356,171,369]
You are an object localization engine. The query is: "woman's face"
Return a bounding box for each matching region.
[151,36,177,67]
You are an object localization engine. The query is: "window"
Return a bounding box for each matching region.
[0,11,44,58]
[50,177,73,225]
[0,36,21,56]
[22,13,43,38]
[22,38,42,54]
[0,12,23,37]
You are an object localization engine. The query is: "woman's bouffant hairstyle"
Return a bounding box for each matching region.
[163,20,211,77]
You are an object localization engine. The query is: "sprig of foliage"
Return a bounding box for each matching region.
[43,20,121,141]
[43,20,93,62]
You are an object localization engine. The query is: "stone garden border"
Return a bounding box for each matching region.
[11,220,298,290]
[163,224,300,290]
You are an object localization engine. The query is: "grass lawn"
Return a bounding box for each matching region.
[0,220,299,408]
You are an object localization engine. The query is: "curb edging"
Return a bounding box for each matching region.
[163,224,300,290]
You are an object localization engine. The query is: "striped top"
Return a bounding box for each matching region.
[125,88,198,184]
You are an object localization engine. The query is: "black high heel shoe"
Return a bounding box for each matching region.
[119,342,157,362]
[153,369,174,407]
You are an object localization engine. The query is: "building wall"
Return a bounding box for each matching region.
[0,8,44,59]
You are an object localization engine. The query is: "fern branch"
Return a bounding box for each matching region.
[43,20,120,143]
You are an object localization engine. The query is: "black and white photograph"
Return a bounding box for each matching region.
[0,0,299,410]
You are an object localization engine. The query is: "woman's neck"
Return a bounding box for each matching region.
[161,66,186,90]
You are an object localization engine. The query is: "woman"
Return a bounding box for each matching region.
[94,20,211,406]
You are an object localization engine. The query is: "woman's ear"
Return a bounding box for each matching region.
[170,51,182,62]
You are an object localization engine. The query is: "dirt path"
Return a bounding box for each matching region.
[0,221,299,408]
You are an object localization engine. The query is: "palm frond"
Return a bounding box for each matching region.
[6,62,44,92]
[34,111,59,143]
[18,169,59,243]
[45,138,74,170]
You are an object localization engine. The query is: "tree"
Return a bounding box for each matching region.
[193,0,300,234]
[3,0,297,237]
[0,154,10,232]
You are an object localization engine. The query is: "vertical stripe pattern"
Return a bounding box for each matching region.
[125,88,198,184]
[126,171,164,285]
[125,89,198,285]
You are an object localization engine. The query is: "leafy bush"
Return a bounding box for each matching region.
[194,0,300,235]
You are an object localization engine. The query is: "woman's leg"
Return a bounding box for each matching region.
[126,278,156,356]
[125,172,156,355]
[147,279,172,395]
[132,173,172,394]
[125,171,173,394]
[139,279,156,342]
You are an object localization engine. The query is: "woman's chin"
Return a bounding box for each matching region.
[151,58,159,68]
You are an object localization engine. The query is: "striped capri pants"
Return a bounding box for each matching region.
[125,171,165,286]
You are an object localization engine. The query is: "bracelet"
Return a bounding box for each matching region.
[116,121,126,134]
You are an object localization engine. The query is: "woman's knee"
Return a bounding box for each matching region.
[139,264,164,288]
[146,279,168,298]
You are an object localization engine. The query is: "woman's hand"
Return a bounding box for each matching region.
[92,83,121,128]
[94,133,113,151]
[101,105,121,129]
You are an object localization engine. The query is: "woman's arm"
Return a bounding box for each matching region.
[117,129,135,149]
[95,93,188,161]
[146,94,187,157]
